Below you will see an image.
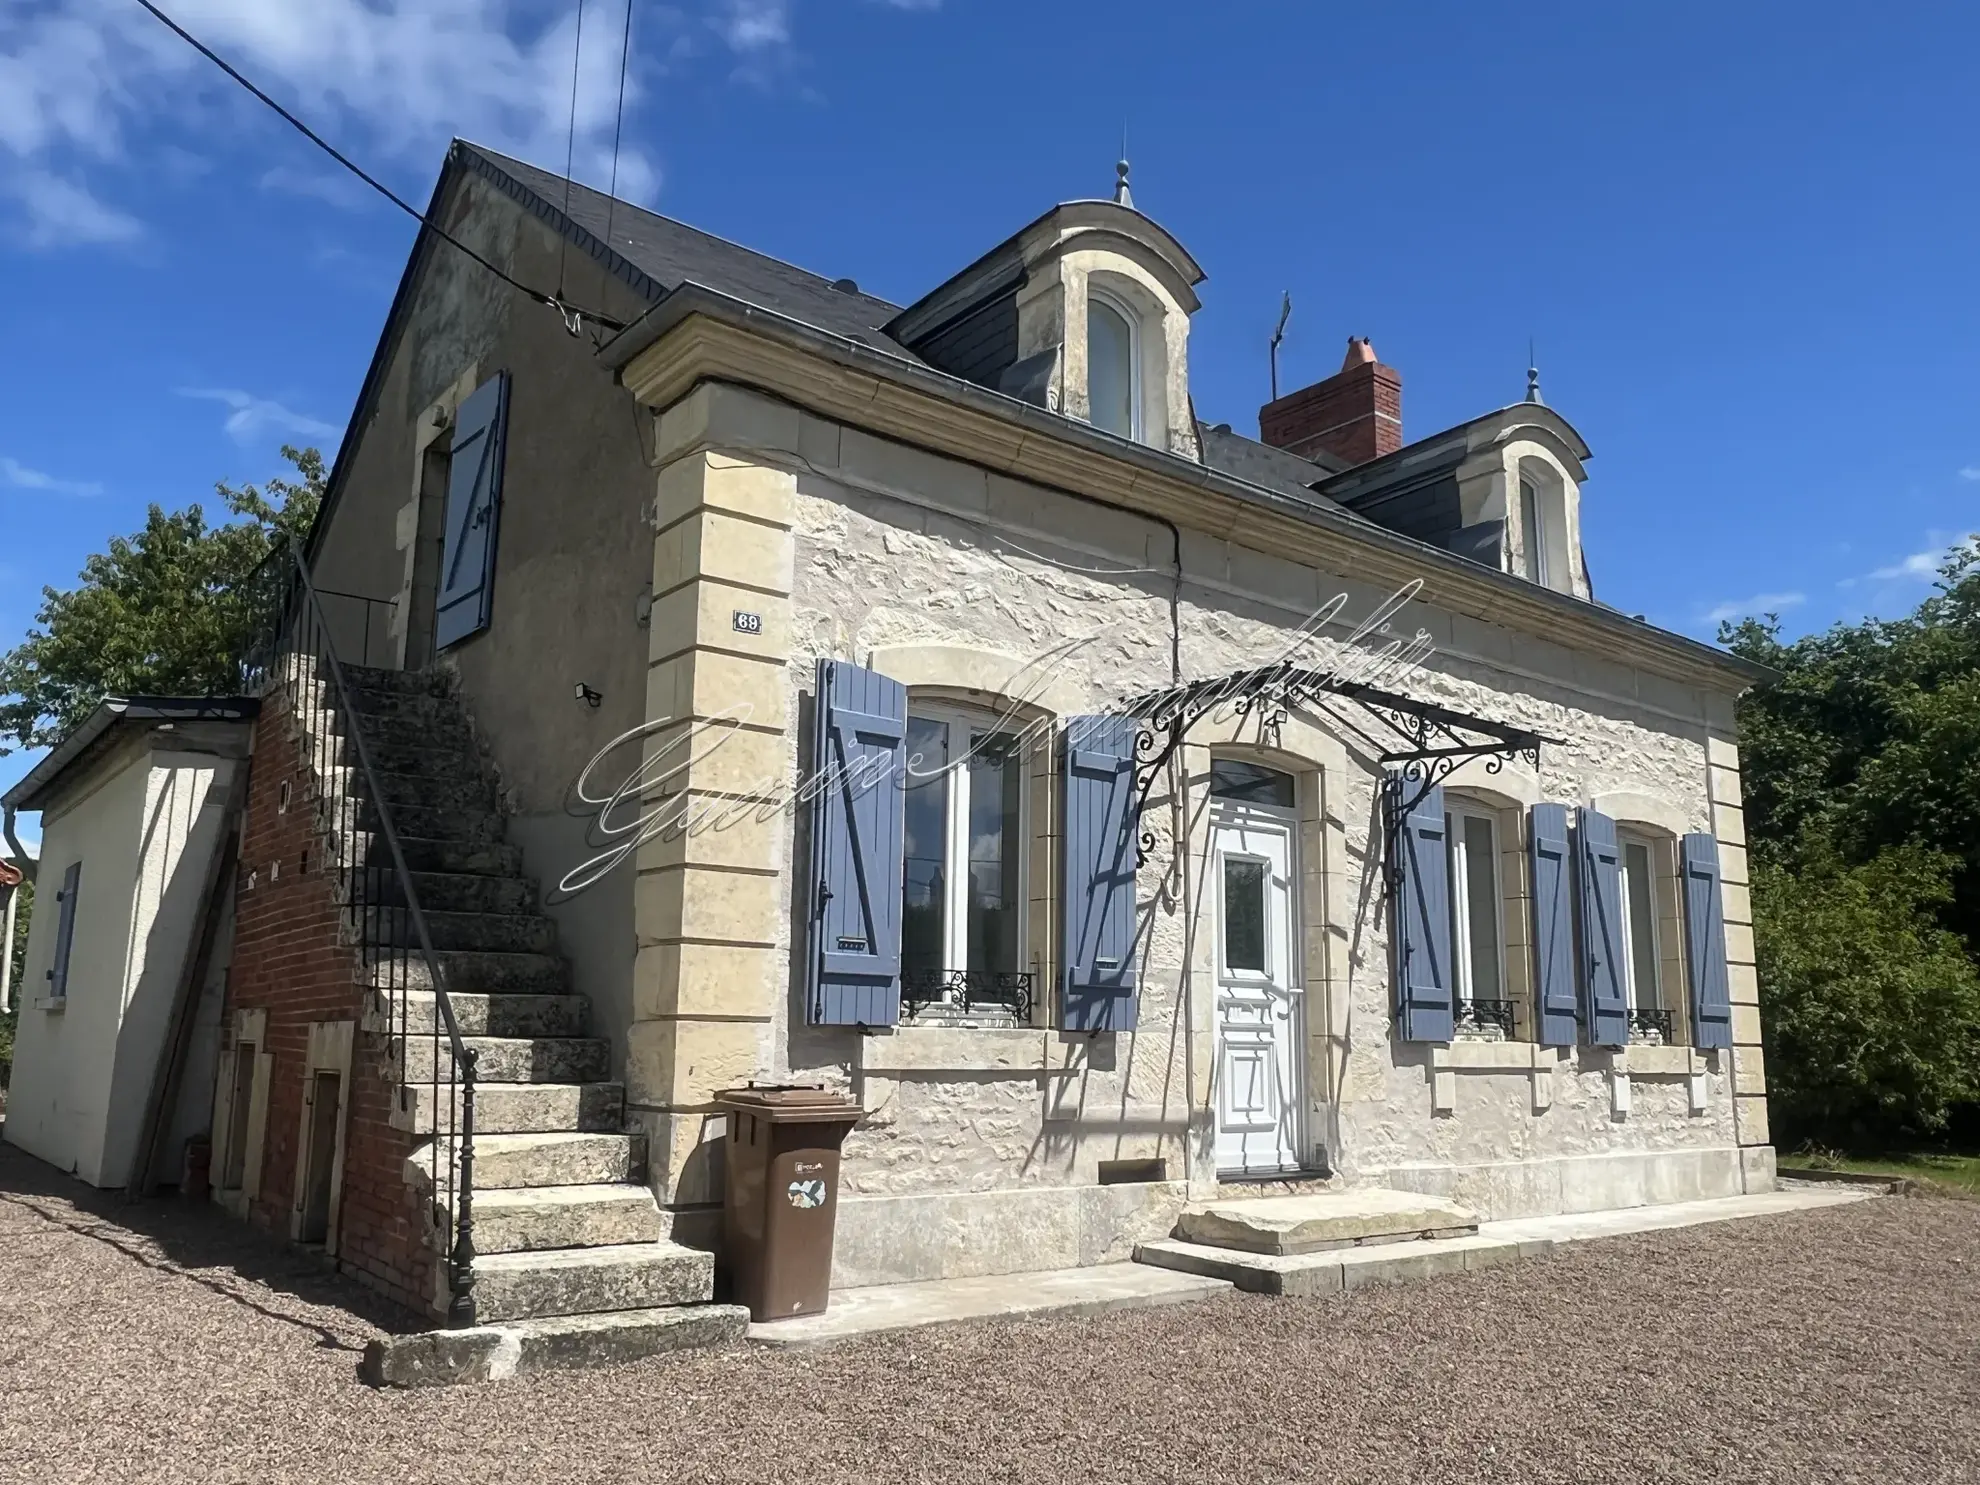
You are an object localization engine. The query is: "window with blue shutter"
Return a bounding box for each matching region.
[1060,716,1140,1032]
[1576,807,1629,1048]
[806,659,908,1026]
[1528,803,1579,1046]
[1681,832,1733,1049]
[1388,778,1453,1042]
[47,859,80,1001]
[434,372,511,651]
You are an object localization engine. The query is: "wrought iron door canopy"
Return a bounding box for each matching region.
[1121,664,1556,855]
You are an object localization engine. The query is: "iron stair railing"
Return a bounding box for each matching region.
[263,542,479,1327]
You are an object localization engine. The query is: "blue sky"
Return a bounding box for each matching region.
[3,0,1977,827]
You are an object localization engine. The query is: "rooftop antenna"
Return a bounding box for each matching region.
[1525,339,1543,404]
[1114,128,1133,208]
[1269,291,1293,401]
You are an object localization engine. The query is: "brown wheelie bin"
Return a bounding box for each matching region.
[715,1085,861,1322]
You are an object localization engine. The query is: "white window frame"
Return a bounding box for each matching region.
[902,703,1032,1012]
[1519,476,1550,587]
[1446,803,1509,1027]
[1086,285,1143,444]
[1617,831,1664,1013]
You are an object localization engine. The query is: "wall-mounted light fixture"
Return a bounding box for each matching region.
[574,683,603,710]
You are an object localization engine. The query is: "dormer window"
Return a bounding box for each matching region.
[1087,290,1140,440]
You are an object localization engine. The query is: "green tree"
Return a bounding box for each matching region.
[1724,537,1980,1144]
[1756,842,1980,1141]
[0,446,324,755]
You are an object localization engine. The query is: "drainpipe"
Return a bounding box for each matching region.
[0,804,27,1016]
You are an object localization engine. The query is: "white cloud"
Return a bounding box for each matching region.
[0,455,102,497]
[1959,467,1980,482]
[177,387,341,446]
[0,0,662,245]
[1703,591,1805,625]
[1,0,943,247]
[1867,548,1948,583]
[718,0,792,51]
[6,165,142,247]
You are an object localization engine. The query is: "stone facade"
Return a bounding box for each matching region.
[586,379,1770,1277]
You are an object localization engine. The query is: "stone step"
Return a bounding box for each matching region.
[342,686,470,726]
[411,1130,644,1190]
[1172,1189,1480,1256]
[340,709,477,757]
[396,1033,609,1085]
[397,870,538,916]
[473,1184,668,1254]
[389,990,588,1038]
[394,1080,625,1135]
[386,838,527,879]
[1134,1232,1552,1297]
[370,947,567,996]
[342,664,453,698]
[368,768,497,816]
[362,1304,751,1388]
[361,797,505,844]
[368,907,557,955]
[472,1242,715,1323]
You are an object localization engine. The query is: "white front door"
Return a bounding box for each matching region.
[1212,807,1305,1175]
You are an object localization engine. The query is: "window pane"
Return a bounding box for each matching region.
[1461,814,1502,999]
[1520,479,1544,583]
[1223,858,1267,972]
[1088,297,1135,438]
[1624,840,1659,1008]
[901,716,949,976]
[1210,759,1296,809]
[966,734,1023,976]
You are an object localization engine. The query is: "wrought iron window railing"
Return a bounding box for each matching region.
[901,969,1034,1024]
[1453,998,1518,1038]
[1627,1007,1675,1045]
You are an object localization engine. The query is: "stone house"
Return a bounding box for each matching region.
[195,140,1769,1342]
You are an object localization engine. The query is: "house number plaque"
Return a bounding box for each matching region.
[732,610,763,635]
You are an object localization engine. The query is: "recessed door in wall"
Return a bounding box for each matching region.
[1210,761,1306,1176]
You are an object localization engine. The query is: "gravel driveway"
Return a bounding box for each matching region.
[2,1141,1975,1485]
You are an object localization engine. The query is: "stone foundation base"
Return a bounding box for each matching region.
[830,1180,1189,1289]
[1364,1144,1776,1221]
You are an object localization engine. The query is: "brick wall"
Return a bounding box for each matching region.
[1259,346,1403,467]
[224,685,440,1319]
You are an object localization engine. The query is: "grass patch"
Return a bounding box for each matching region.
[1780,1146,1980,1196]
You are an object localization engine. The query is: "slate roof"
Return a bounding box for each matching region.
[459,144,920,360]
[1197,422,1348,499]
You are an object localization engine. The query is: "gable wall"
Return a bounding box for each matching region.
[307,169,662,1069]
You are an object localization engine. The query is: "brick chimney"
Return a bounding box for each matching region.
[1259,336,1402,466]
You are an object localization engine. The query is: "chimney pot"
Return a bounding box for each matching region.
[1258,335,1402,467]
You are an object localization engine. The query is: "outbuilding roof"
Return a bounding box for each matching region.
[1,698,259,814]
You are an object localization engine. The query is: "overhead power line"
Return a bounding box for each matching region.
[132,0,627,334]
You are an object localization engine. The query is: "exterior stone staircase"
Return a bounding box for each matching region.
[309,665,746,1383]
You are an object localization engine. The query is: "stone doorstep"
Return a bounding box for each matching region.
[1173,1188,1481,1256]
[362,1304,752,1389]
[1135,1232,1554,1298]
[745,1263,1234,1349]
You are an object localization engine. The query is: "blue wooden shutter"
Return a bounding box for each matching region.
[435,372,511,651]
[806,659,907,1026]
[1389,778,1453,1042]
[1528,803,1579,1046]
[1682,832,1733,1049]
[48,859,80,1000]
[1576,807,1629,1048]
[1061,716,1140,1032]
